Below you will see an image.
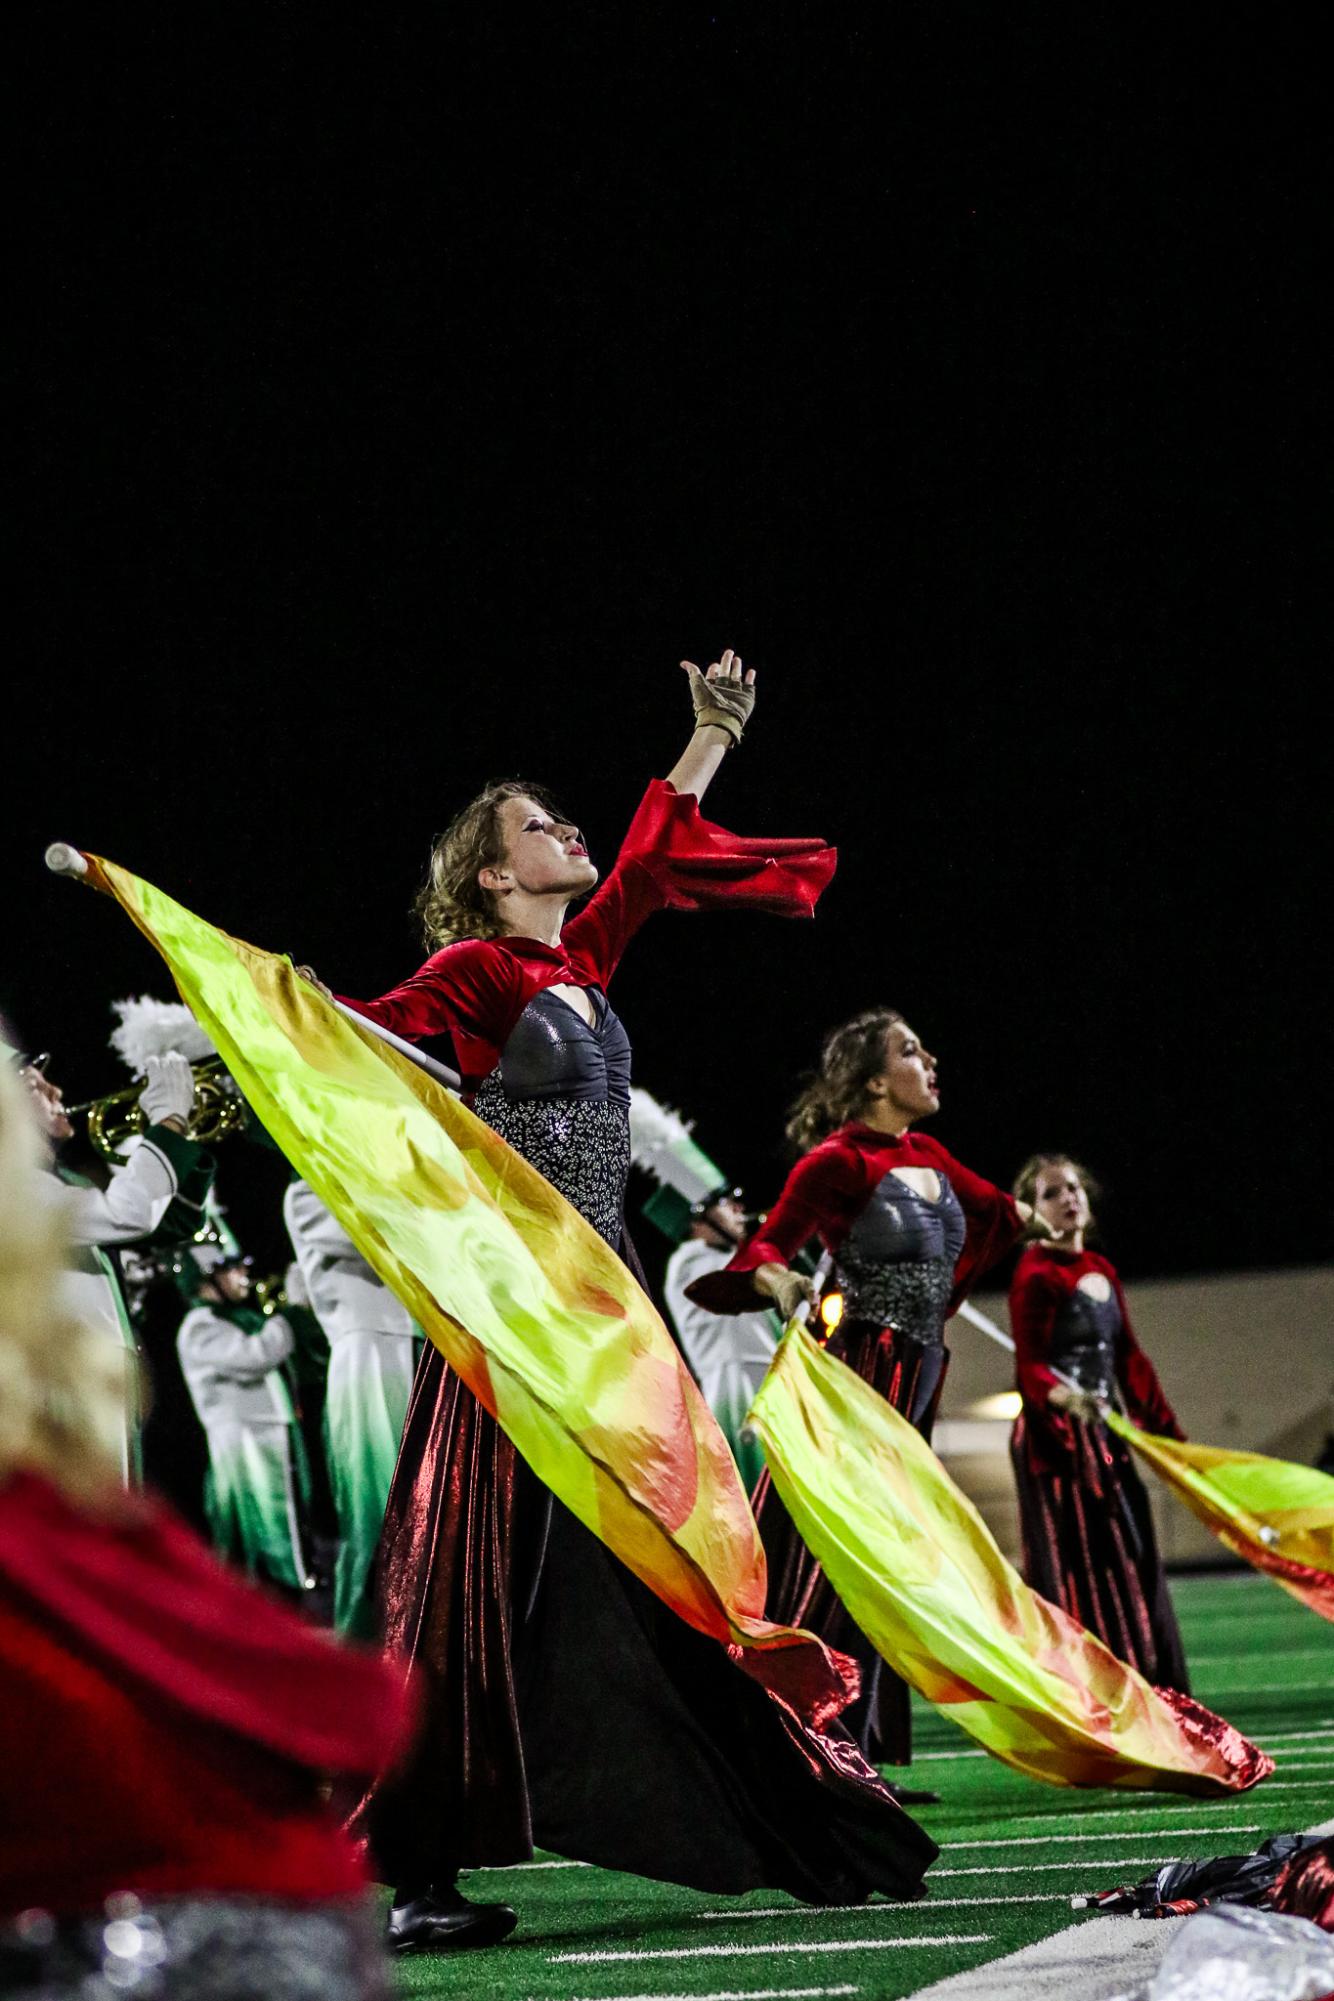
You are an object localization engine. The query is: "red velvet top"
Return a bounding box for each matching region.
[0,1472,414,1916]
[687,1123,1024,1316]
[1009,1243,1184,1455]
[338,779,836,1088]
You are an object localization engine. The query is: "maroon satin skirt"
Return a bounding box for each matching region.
[1010,1408,1190,1694]
[350,1340,937,1903]
[751,1324,949,1768]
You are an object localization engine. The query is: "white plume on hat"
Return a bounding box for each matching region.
[628,1086,726,1204]
[109,995,216,1075]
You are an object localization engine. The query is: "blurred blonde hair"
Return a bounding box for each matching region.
[0,1056,128,1501]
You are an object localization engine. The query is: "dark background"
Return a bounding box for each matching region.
[10,6,1329,1285]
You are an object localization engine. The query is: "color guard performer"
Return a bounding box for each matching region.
[1009,1153,1189,1691]
[327,657,937,1952]
[687,1006,1045,1777]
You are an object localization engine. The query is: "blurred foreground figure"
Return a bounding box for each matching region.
[284,1178,416,1636]
[0,1056,412,2000]
[175,1243,316,1595]
[1009,1153,1189,1691]
[6,1035,215,1483]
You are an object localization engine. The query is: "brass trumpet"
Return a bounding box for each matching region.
[66,1057,249,1157]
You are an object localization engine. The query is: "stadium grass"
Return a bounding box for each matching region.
[394,1571,1333,2000]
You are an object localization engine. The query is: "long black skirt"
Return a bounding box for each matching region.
[350,1342,936,1904]
[1010,1408,1190,1694]
[751,1324,949,1767]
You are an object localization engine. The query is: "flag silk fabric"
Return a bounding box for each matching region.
[748,1323,1273,1793]
[80,854,852,1722]
[1105,1413,1334,1623]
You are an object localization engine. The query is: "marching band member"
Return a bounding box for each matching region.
[8,1032,215,1484]
[663,1191,778,1493]
[631,1087,778,1489]
[284,1178,417,1636]
[1009,1153,1190,1691]
[327,655,936,1953]
[176,1246,316,1595]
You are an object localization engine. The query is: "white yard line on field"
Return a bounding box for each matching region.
[473,1858,590,1872]
[1191,1649,1334,1665]
[562,1988,861,2001]
[1198,1678,1332,1691]
[698,1895,1073,1920]
[938,1826,1259,1850]
[551,1937,991,1965]
[932,1859,1184,1878]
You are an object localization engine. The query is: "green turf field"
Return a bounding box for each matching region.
[394,1570,1333,2000]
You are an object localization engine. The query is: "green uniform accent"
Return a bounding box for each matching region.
[181,1302,313,1592]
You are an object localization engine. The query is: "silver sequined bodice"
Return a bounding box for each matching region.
[471,986,631,1248]
[834,1169,966,1344]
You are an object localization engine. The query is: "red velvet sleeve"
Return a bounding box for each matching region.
[916,1136,1026,1309]
[0,1474,413,1780]
[336,937,524,1076]
[564,779,838,988]
[1008,1253,1070,1422]
[684,1140,866,1313]
[1110,1268,1185,1438]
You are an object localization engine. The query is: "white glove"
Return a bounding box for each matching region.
[138,1051,194,1127]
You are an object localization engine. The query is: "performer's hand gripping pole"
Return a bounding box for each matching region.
[738,1251,833,1448]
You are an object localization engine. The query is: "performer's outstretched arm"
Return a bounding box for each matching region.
[667,647,756,800]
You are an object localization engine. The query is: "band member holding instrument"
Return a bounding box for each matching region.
[328,656,937,1954]
[176,1245,316,1596]
[8,1035,216,1484]
[687,1007,1041,1779]
[1009,1154,1189,1692]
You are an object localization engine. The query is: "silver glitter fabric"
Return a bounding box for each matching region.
[470,986,634,1247]
[0,1893,390,2000]
[471,1080,631,1247]
[833,1171,966,1342]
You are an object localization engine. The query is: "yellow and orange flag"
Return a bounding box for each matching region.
[1105,1413,1334,1623]
[79,854,1273,1791]
[748,1323,1273,1793]
[79,854,845,1721]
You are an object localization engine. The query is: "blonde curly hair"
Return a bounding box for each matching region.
[413,778,565,949]
[0,1056,128,1501]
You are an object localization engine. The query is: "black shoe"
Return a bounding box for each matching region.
[885,1781,941,1806]
[386,1886,518,1954]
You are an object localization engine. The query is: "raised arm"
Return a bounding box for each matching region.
[666,649,757,802]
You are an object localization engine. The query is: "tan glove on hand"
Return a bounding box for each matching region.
[753,1263,815,1323]
[682,660,757,747]
[1049,1383,1106,1424]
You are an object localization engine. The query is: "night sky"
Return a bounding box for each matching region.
[11,8,1328,1284]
